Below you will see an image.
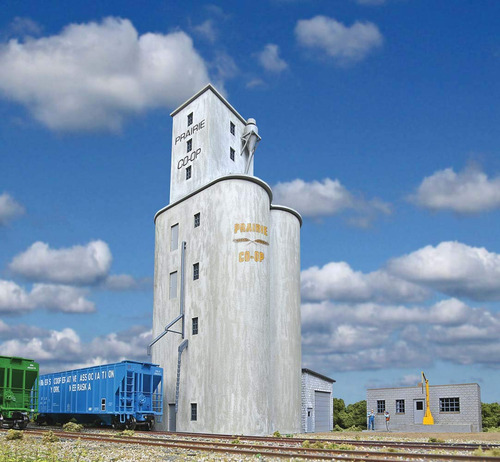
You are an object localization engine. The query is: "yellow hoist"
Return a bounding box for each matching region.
[421,371,434,425]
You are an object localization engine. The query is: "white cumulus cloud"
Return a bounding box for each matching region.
[273,178,391,225]
[301,261,429,304]
[387,241,500,301]
[9,240,112,285]
[0,324,152,371]
[0,17,211,131]
[256,44,288,73]
[0,279,95,313]
[410,166,500,213]
[301,298,500,372]
[0,192,25,225]
[295,15,383,65]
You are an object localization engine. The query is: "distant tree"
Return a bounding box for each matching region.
[482,402,500,429]
[334,399,367,429]
[333,398,345,426]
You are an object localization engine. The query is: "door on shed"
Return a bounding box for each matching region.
[168,404,176,432]
[314,391,330,432]
[414,399,425,424]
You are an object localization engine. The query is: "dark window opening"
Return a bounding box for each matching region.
[230,147,235,161]
[187,112,193,126]
[191,403,197,421]
[230,122,235,135]
[187,139,192,152]
[192,317,198,335]
[186,165,192,180]
[440,397,460,413]
[377,400,386,414]
[194,213,200,228]
[193,263,199,280]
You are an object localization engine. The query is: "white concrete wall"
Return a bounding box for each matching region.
[367,383,482,432]
[269,207,302,434]
[153,176,301,435]
[169,85,252,203]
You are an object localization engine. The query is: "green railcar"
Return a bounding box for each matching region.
[0,355,39,429]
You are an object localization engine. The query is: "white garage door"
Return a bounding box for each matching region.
[314,391,330,432]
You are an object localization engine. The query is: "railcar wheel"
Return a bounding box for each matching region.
[125,416,136,431]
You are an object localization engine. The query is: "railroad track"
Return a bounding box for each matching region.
[5,427,498,462]
[161,430,500,452]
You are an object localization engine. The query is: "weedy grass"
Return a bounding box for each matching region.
[62,422,84,432]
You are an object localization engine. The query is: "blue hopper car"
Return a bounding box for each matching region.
[37,361,163,430]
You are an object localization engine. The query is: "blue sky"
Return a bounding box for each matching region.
[1,0,499,406]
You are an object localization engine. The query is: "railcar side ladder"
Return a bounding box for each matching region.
[119,371,135,416]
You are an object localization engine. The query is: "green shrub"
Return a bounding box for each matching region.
[301,440,311,448]
[337,443,356,451]
[273,430,282,438]
[333,424,343,432]
[42,430,60,443]
[116,429,135,438]
[311,441,324,449]
[428,437,445,443]
[231,438,241,444]
[62,422,83,432]
[6,429,23,440]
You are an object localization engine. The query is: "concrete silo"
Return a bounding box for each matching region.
[150,84,301,435]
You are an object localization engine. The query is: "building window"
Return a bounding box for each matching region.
[169,271,177,299]
[194,213,200,228]
[187,112,193,126]
[192,317,198,335]
[187,139,192,152]
[186,165,192,180]
[191,403,197,421]
[170,224,179,251]
[193,263,199,280]
[440,397,460,413]
[377,400,386,414]
[230,147,235,161]
[230,121,235,135]
[396,399,405,414]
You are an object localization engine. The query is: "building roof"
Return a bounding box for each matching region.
[170,83,247,124]
[302,368,336,383]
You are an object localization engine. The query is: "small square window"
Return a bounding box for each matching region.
[230,147,235,161]
[187,112,193,126]
[440,397,460,413]
[194,213,200,228]
[396,399,405,414]
[191,403,197,421]
[193,263,199,280]
[192,317,198,335]
[187,139,192,152]
[377,400,386,414]
[230,122,235,135]
[186,166,192,180]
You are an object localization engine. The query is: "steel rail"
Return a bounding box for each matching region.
[155,429,500,451]
[11,429,500,462]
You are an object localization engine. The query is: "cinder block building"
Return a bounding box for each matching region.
[367,383,482,432]
[301,369,335,433]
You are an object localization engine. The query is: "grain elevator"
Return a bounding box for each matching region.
[150,84,302,435]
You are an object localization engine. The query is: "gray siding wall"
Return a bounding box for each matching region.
[367,383,482,432]
[301,372,333,432]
